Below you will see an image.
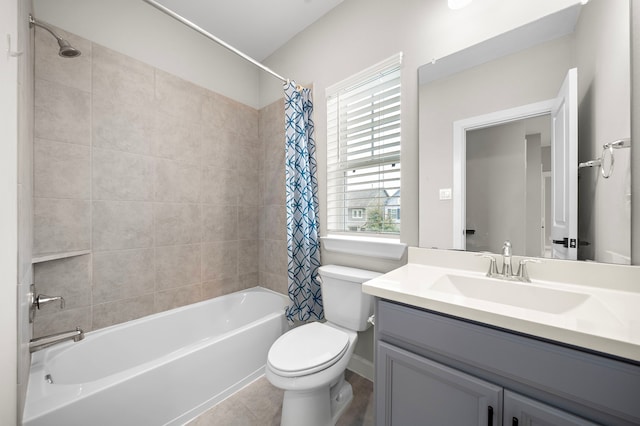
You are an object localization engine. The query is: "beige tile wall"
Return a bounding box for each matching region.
[258,100,288,295]
[32,26,269,336]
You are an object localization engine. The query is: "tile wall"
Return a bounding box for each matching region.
[258,100,288,295]
[32,26,281,336]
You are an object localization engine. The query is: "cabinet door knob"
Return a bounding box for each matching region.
[512,417,519,426]
[487,405,494,425]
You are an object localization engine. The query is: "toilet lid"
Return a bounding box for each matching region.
[268,322,349,376]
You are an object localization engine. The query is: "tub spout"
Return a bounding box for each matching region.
[29,327,84,353]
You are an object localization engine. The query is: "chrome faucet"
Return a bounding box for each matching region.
[28,289,84,352]
[29,327,84,353]
[478,241,542,283]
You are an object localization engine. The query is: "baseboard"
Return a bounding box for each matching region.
[347,354,374,382]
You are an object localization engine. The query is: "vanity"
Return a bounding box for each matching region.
[363,248,640,426]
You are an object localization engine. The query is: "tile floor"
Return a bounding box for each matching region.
[187,370,374,425]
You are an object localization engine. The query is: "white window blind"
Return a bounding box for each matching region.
[326,54,402,234]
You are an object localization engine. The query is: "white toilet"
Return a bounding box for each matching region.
[266,265,381,426]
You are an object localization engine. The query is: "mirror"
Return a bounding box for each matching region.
[418,1,633,264]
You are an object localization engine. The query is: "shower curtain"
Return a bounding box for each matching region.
[284,81,323,322]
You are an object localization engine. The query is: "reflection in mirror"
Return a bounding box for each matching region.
[465,116,552,257]
[418,0,632,264]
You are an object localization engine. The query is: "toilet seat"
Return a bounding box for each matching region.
[268,322,350,377]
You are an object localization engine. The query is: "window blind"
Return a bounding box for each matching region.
[326,54,402,234]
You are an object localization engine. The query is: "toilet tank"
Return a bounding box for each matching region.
[318,265,382,332]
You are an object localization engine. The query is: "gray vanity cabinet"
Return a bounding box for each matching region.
[374,299,640,426]
[377,341,502,425]
[503,391,598,426]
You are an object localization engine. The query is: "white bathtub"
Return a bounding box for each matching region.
[23,287,289,426]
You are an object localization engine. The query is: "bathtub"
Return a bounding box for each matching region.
[23,287,289,426]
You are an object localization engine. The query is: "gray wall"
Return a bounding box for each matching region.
[32,27,264,336]
[575,0,632,263]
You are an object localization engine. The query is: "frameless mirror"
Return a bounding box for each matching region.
[418,1,633,264]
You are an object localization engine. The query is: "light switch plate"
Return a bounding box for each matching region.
[439,188,452,200]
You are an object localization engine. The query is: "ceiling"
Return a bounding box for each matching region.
[154,0,344,61]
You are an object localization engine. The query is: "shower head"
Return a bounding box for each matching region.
[56,39,81,58]
[29,14,81,58]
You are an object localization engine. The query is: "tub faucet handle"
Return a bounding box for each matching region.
[35,294,65,309]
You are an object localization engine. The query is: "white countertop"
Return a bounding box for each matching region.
[363,259,640,363]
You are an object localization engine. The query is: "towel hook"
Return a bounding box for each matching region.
[6,34,24,57]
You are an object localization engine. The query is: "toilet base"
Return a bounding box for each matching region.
[280,375,353,426]
[330,375,353,423]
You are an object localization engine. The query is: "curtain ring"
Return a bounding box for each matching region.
[600,145,614,178]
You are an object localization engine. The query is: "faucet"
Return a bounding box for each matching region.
[478,241,542,282]
[29,327,84,353]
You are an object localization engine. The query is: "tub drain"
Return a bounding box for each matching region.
[45,374,53,384]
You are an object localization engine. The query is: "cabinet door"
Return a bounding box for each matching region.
[504,390,600,426]
[376,342,502,426]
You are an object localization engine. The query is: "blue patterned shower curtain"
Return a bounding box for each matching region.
[284,81,323,322]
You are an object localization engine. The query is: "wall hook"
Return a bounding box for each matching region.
[6,34,24,57]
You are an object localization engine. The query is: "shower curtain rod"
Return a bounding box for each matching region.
[142,0,290,85]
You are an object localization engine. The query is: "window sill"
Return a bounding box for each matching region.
[320,235,407,260]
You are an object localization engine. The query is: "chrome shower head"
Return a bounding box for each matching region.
[57,39,81,58]
[29,14,81,58]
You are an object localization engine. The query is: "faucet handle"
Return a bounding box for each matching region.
[516,258,542,283]
[35,294,65,310]
[476,253,498,277]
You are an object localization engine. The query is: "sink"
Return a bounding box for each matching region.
[430,274,591,314]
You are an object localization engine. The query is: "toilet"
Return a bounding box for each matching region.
[266,265,381,426]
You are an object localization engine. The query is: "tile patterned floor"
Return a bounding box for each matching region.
[187,370,374,426]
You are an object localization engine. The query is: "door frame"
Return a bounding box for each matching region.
[452,99,555,249]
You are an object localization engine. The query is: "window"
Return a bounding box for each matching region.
[326,54,402,235]
[351,208,364,219]
[387,208,400,221]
